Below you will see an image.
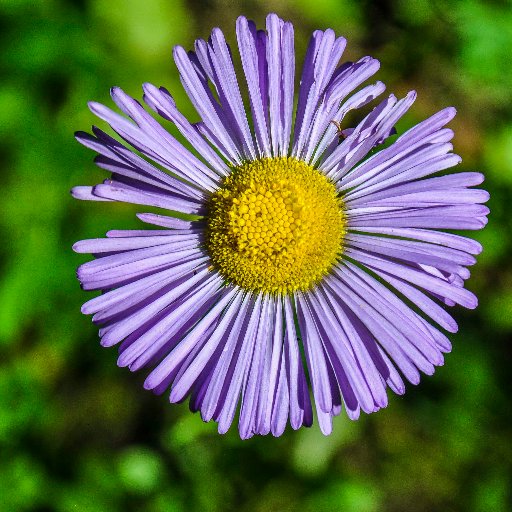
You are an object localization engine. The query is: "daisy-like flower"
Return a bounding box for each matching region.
[73,14,489,438]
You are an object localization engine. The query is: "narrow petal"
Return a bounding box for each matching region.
[217,294,263,434]
[169,291,244,402]
[173,45,243,164]
[236,17,271,157]
[143,286,237,389]
[142,83,229,176]
[296,293,333,414]
[346,247,478,309]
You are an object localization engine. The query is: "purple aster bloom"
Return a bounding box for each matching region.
[73,13,488,438]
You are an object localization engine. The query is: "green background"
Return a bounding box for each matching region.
[0,0,510,510]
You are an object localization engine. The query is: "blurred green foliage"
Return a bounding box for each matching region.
[0,0,511,511]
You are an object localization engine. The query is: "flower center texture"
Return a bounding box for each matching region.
[205,157,346,294]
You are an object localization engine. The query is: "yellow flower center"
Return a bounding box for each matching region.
[205,157,346,294]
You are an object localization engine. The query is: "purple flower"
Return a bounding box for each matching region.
[73,14,489,438]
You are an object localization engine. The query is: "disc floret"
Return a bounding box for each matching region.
[205,157,346,294]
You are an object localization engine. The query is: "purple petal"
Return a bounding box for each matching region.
[236,17,271,157]
[325,277,423,384]
[100,269,215,348]
[71,185,113,201]
[346,247,478,309]
[76,128,206,199]
[142,83,229,175]
[296,293,333,414]
[217,294,263,434]
[169,291,244,402]
[239,296,272,438]
[81,258,207,316]
[314,286,388,408]
[199,293,253,422]
[143,285,237,389]
[283,296,311,430]
[173,45,243,164]
[271,352,290,437]
[349,227,482,255]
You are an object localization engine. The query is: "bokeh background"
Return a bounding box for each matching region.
[1,0,511,510]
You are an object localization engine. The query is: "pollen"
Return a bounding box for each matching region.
[204,157,346,295]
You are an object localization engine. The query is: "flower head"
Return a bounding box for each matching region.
[73,14,489,438]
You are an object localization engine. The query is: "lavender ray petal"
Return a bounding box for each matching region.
[91,182,203,215]
[305,292,376,413]
[216,294,263,434]
[92,267,206,327]
[346,233,476,266]
[283,296,308,430]
[78,248,202,291]
[321,93,398,174]
[71,185,113,202]
[199,293,253,422]
[271,352,289,437]
[207,28,256,160]
[88,99,218,191]
[334,300,404,395]
[254,297,277,435]
[343,151,461,198]
[236,17,271,157]
[105,228,200,238]
[311,79,386,166]
[143,285,237,390]
[348,216,488,230]
[360,189,489,208]
[239,296,272,438]
[393,107,457,150]
[169,291,244,403]
[280,21,294,155]
[77,128,206,200]
[266,14,282,157]
[192,40,244,154]
[129,289,222,372]
[341,107,457,188]
[296,293,333,414]
[346,247,478,309]
[293,29,323,149]
[336,263,445,365]
[100,269,215,347]
[93,156,204,202]
[375,345,406,395]
[345,234,475,275]
[173,45,243,164]
[260,299,284,434]
[350,226,482,255]
[347,172,485,205]
[368,266,458,333]
[347,203,489,230]
[142,83,230,174]
[325,277,425,384]
[266,14,295,157]
[306,57,382,163]
[341,139,457,194]
[326,92,417,181]
[82,258,207,317]
[294,30,347,158]
[298,358,314,427]
[74,233,201,254]
[315,286,388,408]
[109,88,220,186]
[78,241,200,277]
[135,213,200,230]
[117,276,222,369]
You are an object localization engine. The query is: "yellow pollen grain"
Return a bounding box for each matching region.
[204,157,346,295]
